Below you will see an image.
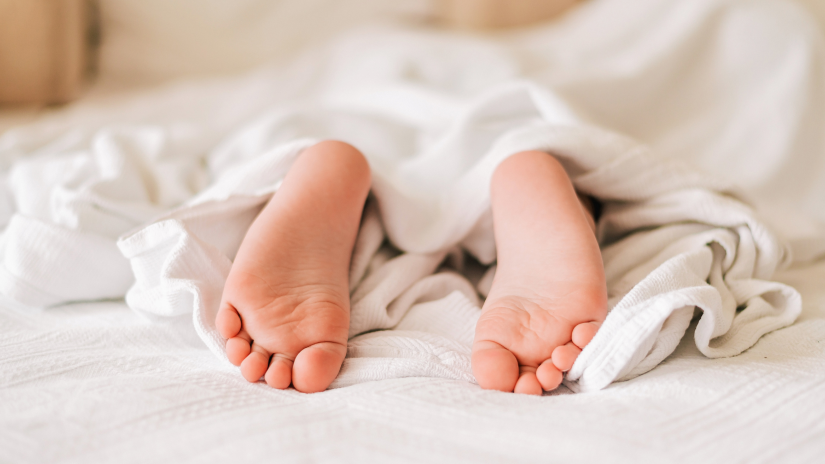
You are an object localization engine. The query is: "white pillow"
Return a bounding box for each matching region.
[97,0,430,85]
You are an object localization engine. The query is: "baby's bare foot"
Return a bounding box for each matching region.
[216,141,370,393]
[472,151,607,395]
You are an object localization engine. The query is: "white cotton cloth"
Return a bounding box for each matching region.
[110,82,801,391]
[0,0,821,391]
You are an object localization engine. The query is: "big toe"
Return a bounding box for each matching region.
[292,342,347,393]
[572,321,601,349]
[472,341,520,392]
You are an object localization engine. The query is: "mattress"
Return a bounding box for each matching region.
[1,261,823,463]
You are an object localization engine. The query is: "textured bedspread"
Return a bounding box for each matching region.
[2,262,824,463]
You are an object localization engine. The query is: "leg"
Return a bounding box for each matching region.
[215,140,371,393]
[472,150,607,395]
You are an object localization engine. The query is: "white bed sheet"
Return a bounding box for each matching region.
[2,0,825,462]
[1,261,824,463]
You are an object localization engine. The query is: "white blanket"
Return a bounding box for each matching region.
[0,0,820,391]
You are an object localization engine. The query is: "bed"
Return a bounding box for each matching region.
[2,262,824,462]
[2,0,825,462]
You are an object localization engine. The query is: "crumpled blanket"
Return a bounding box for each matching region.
[1,80,801,391]
[0,0,816,390]
[114,82,799,391]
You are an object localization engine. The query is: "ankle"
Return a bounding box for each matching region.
[299,140,372,191]
[491,150,567,196]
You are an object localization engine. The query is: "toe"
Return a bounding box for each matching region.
[240,343,270,382]
[292,342,347,393]
[551,342,581,372]
[472,340,520,392]
[536,360,563,391]
[226,334,251,366]
[216,303,242,339]
[265,355,294,389]
[572,321,601,349]
[514,367,543,395]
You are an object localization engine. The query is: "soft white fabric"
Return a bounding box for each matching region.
[112,81,801,391]
[0,0,822,392]
[96,0,825,227]
[2,262,824,463]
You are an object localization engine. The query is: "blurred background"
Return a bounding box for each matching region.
[2,0,822,101]
[1,0,824,231]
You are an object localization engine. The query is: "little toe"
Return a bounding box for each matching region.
[226,335,251,366]
[216,303,242,339]
[265,355,294,389]
[472,341,520,392]
[292,342,347,393]
[240,343,271,382]
[513,367,543,395]
[572,321,602,349]
[536,360,564,391]
[551,342,582,372]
